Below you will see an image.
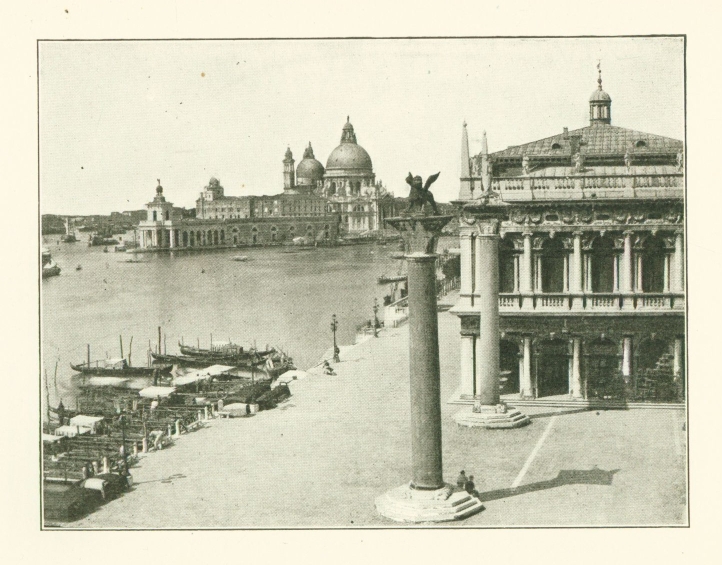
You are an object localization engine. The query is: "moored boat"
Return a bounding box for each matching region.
[71,357,172,376]
[42,248,61,278]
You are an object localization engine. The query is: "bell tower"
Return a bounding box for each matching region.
[283,146,295,189]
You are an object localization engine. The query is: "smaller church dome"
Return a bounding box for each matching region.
[297,142,325,183]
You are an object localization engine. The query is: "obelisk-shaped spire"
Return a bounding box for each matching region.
[459,121,473,200]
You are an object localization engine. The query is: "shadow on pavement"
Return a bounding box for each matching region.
[479,467,620,503]
[528,408,594,420]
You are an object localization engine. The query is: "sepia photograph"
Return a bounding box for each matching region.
[38,36,687,530]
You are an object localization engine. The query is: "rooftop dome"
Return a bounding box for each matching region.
[590,88,612,102]
[297,142,325,183]
[326,117,373,171]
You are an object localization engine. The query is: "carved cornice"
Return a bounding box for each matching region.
[385,215,453,255]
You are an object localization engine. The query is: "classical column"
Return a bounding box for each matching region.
[520,336,533,398]
[622,337,633,381]
[520,231,534,309]
[459,335,475,399]
[673,337,684,377]
[169,227,176,249]
[459,231,473,309]
[475,224,500,406]
[377,214,482,522]
[571,338,583,399]
[672,231,684,292]
[455,217,529,429]
[571,231,584,308]
[621,231,634,309]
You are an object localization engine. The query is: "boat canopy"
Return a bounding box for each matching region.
[84,376,130,387]
[202,364,235,376]
[69,415,104,427]
[54,425,91,437]
[173,374,208,387]
[42,433,63,443]
[139,386,176,398]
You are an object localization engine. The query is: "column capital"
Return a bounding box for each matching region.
[623,229,635,237]
[572,230,584,238]
[475,218,500,237]
[385,215,453,256]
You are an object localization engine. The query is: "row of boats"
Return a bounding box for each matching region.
[71,340,295,379]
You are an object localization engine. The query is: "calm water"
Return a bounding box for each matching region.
[41,236,425,410]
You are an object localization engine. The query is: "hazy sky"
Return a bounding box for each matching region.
[39,37,684,215]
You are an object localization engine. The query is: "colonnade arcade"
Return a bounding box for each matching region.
[458,315,685,402]
[461,227,685,312]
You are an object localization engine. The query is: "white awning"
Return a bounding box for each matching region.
[173,374,209,386]
[55,425,91,437]
[69,415,104,427]
[139,386,176,398]
[42,433,63,442]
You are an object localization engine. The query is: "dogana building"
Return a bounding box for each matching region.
[452,69,685,404]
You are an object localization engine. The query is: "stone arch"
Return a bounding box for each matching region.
[641,234,666,292]
[251,226,258,245]
[499,237,516,293]
[635,337,671,370]
[500,339,520,395]
[535,338,570,397]
[585,337,622,400]
[540,237,565,293]
[590,234,616,293]
[182,231,188,247]
[271,226,278,242]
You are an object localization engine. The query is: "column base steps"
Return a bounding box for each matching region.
[454,405,531,429]
[447,390,685,410]
[375,482,484,523]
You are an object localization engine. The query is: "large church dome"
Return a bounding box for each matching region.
[296,142,325,184]
[326,117,373,172]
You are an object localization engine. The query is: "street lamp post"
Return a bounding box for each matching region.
[331,314,340,363]
[373,298,380,338]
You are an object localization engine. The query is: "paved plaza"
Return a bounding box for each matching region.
[71,293,687,529]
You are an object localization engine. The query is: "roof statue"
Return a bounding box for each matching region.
[522,155,530,176]
[573,152,585,173]
[676,150,684,172]
[624,150,632,169]
[404,172,440,215]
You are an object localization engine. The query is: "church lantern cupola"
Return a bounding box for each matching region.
[589,62,612,126]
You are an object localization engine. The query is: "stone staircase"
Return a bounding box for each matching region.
[375,483,484,522]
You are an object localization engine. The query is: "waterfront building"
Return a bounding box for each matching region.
[137,175,339,249]
[452,69,685,404]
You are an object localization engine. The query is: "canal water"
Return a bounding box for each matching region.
[41,236,454,410]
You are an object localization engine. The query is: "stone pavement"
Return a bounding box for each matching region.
[71,293,687,528]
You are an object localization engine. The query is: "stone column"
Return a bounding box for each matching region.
[475,225,500,406]
[520,336,533,398]
[169,228,176,249]
[459,335,475,399]
[622,337,633,382]
[673,338,684,377]
[571,231,584,308]
[672,231,684,292]
[459,231,473,309]
[520,231,534,309]
[571,338,583,398]
[377,214,482,522]
[621,231,635,309]
[455,217,529,429]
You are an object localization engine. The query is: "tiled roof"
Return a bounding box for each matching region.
[489,124,683,159]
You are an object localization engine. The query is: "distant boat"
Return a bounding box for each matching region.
[76,264,82,271]
[377,274,407,284]
[231,255,248,262]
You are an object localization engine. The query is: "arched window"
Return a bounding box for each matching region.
[182,231,188,247]
[585,338,621,400]
[498,238,516,293]
[636,338,670,371]
[500,340,520,395]
[590,235,615,293]
[252,226,258,244]
[642,236,666,293]
[540,238,565,293]
[271,226,277,242]
[152,211,157,221]
[330,182,336,195]
[165,210,169,221]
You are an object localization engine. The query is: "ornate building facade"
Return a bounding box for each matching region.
[453,70,685,404]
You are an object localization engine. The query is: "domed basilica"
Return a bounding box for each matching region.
[283,117,399,234]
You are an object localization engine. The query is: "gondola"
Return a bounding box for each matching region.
[178,342,274,360]
[70,358,172,376]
